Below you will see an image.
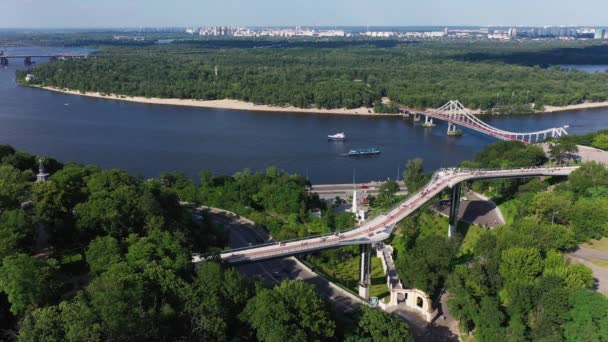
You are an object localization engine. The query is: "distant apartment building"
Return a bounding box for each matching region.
[595,29,606,39]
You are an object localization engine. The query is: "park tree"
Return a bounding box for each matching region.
[376,179,400,208]
[530,191,575,225]
[0,209,33,258]
[1,151,37,173]
[529,276,570,341]
[187,262,252,341]
[242,280,335,342]
[335,211,356,231]
[0,144,16,161]
[0,253,57,316]
[473,297,506,342]
[350,306,413,342]
[85,235,123,275]
[0,165,30,209]
[85,169,135,194]
[395,236,457,298]
[18,306,64,342]
[86,262,149,340]
[570,197,608,240]
[568,162,608,195]
[31,181,70,225]
[563,289,608,341]
[403,158,426,192]
[126,228,192,277]
[59,294,103,342]
[50,163,99,208]
[75,184,145,239]
[549,140,578,165]
[591,133,608,150]
[499,247,543,287]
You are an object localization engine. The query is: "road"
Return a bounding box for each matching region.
[206,208,459,341]
[567,246,608,295]
[311,181,407,200]
[206,208,364,313]
[197,166,578,264]
[432,191,505,228]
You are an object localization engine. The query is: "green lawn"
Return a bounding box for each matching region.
[307,250,390,299]
[582,238,608,253]
[498,199,520,225]
[458,224,485,257]
[591,259,608,269]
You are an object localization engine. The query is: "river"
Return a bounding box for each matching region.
[1,47,607,183]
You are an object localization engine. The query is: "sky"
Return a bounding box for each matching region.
[2,0,607,28]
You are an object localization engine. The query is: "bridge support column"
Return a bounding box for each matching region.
[24,56,32,65]
[447,122,459,135]
[448,183,462,238]
[413,114,420,122]
[358,243,372,300]
[0,57,8,66]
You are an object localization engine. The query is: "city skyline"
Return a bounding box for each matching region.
[3,0,608,29]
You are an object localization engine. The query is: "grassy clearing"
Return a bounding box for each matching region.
[498,199,521,225]
[307,249,390,299]
[581,238,608,253]
[591,259,608,269]
[459,224,486,257]
[60,253,83,265]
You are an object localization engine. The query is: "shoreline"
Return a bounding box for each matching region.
[543,102,608,113]
[29,85,608,115]
[32,85,400,117]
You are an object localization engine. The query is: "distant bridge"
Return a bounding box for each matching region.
[400,100,569,144]
[0,51,90,66]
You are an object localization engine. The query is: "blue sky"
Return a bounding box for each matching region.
[3,0,606,28]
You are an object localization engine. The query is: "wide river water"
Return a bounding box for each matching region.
[1,47,608,183]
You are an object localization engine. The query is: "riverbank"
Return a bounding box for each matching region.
[28,85,608,115]
[32,85,400,116]
[544,102,608,113]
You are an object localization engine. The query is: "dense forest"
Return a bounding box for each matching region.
[0,145,413,341]
[19,40,608,112]
[385,141,608,341]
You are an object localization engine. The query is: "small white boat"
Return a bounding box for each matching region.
[328,132,346,141]
[64,103,70,106]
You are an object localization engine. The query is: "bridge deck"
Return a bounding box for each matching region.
[192,166,578,264]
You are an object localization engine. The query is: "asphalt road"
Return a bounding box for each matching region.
[311,181,407,200]
[208,210,363,313]
[432,191,505,228]
[568,247,608,295]
[207,208,460,341]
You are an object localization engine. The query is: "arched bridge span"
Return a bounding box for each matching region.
[400,100,569,144]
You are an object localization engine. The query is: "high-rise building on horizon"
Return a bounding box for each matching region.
[595,28,605,39]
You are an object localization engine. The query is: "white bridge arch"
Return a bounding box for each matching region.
[400,100,569,144]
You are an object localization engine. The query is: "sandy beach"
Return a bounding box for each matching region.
[543,102,608,113]
[34,86,398,116]
[32,85,608,115]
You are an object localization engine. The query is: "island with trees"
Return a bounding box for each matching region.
[18,39,608,114]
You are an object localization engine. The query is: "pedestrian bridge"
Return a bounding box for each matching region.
[193,166,578,265]
[400,100,569,144]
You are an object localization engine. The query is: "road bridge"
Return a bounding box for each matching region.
[0,53,90,66]
[400,100,569,144]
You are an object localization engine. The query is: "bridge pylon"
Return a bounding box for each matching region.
[448,183,462,238]
[358,243,372,300]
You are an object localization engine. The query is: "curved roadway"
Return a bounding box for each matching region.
[192,166,578,264]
